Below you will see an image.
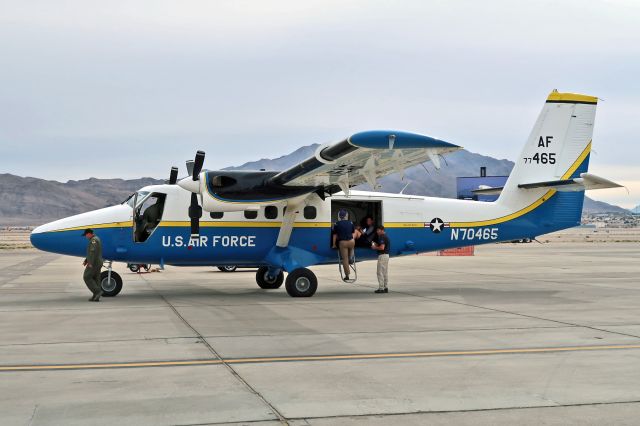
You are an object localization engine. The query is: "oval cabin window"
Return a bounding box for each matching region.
[244,210,258,219]
[264,205,278,219]
[303,206,317,220]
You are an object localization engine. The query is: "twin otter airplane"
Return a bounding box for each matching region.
[31,91,621,297]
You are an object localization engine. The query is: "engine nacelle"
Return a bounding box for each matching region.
[200,192,261,213]
[180,169,316,213]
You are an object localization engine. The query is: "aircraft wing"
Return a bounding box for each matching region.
[269,131,461,192]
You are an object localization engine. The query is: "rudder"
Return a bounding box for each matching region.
[498,90,597,223]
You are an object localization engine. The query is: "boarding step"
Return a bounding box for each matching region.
[338,252,357,283]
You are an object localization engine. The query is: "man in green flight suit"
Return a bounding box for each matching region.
[82,229,103,302]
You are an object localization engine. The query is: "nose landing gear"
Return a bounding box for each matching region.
[100,261,122,297]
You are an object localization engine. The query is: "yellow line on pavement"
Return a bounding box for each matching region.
[2,343,640,372]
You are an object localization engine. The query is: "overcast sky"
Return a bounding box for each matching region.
[0,0,638,207]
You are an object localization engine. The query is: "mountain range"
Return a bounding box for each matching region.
[0,146,630,225]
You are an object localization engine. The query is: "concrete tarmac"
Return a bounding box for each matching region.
[1,242,639,425]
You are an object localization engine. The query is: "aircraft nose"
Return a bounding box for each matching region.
[178,177,201,193]
[30,224,52,251]
[29,220,88,256]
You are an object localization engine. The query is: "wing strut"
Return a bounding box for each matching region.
[276,195,312,248]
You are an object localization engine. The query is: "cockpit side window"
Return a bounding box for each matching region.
[133,192,166,242]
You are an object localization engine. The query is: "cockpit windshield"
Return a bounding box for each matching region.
[123,191,150,208]
[122,193,134,207]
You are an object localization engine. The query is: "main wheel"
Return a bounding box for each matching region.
[128,264,140,273]
[100,270,123,297]
[218,265,238,272]
[256,266,284,289]
[285,268,317,297]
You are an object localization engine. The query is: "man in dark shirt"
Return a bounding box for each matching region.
[332,209,355,282]
[82,229,104,301]
[357,216,376,246]
[371,225,390,293]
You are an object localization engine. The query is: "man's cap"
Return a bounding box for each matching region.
[338,209,347,219]
[82,228,94,236]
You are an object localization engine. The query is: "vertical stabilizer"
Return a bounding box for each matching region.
[499,91,597,213]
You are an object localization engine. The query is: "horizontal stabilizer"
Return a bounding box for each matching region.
[517,173,623,192]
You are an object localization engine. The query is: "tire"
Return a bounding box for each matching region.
[285,268,317,297]
[128,264,140,273]
[100,270,123,297]
[256,266,284,289]
[218,265,238,272]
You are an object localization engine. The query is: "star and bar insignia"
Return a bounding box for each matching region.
[425,218,449,233]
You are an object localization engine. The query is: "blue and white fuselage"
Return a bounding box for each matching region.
[29,91,621,297]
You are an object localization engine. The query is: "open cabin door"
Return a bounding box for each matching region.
[132,191,167,243]
[330,199,383,247]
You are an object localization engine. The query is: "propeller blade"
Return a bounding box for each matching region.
[192,150,205,180]
[190,215,200,237]
[188,192,202,237]
[186,160,194,177]
[169,167,179,185]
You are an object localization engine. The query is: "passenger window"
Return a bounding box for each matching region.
[264,205,278,219]
[210,212,224,219]
[303,206,317,219]
[244,210,258,219]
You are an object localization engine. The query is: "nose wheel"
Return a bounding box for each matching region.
[100,270,122,297]
[285,268,317,297]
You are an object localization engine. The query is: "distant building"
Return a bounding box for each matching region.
[456,168,508,202]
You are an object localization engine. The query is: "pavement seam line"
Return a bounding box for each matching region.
[288,399,640,422]
[140,275,290,425]
[0,253,58,287]
[349,280,640,341]
[424,294,640,340]
[0,325,579,349]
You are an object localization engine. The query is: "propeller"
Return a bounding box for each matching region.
[168,167,178,185]
[189,192,202,237]
[186,150,205,238]
[192,151,205,179]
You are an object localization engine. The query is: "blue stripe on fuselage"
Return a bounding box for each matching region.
[31,189,583,269]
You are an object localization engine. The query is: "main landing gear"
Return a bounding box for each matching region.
[285,268,318,297]
[255,267,284,289]
[100,261,122,297]
[254,267,318,297]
